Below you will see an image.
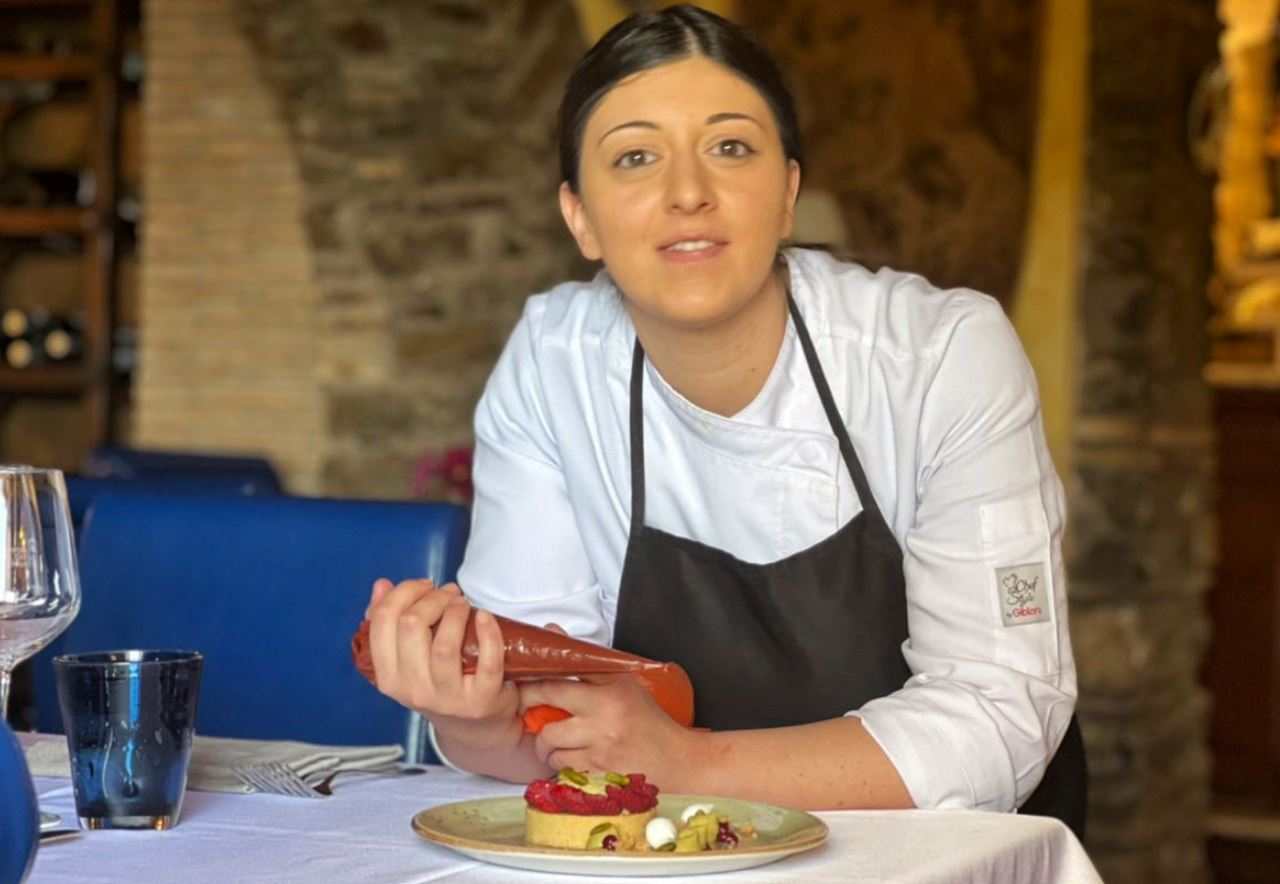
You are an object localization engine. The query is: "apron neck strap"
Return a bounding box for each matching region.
[629,341,648,538]
[786,293,884,525]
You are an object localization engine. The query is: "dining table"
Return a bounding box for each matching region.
[24,762,1104,884]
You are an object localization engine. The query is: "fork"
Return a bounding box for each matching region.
[233,759,424,798]
[232,761,333,799]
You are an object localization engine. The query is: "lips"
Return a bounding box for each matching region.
[658,234,727,252]
[657,235,728,262]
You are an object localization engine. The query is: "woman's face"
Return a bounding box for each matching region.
[560,56,801,332]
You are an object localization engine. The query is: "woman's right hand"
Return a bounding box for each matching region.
[366,578,522,752]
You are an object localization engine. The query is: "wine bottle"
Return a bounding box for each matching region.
[0,309,81,368]
[4,336,36,369]
[40,315,82,363]
[1,307,54,337]
[111,326,137,375]
[2,307,33,339]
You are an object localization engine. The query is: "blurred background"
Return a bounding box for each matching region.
[0,1,1277,881]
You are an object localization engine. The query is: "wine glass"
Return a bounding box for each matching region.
[0,466,81,722]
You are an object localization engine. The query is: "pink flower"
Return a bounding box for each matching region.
[413,446,474,502]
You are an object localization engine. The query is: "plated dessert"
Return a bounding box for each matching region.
[523,768,749,853]
[412,786,828,876]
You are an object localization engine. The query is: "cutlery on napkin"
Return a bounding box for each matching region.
[23,733,404,795]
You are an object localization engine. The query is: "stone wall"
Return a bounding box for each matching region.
[1070,2,1218,881]
[235,0,588,498]
[745,0,1039,303]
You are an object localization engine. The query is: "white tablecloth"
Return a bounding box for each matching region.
[27,771,1103,883]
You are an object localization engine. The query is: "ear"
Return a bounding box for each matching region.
[559,182,603,261]
[779,159,802,240]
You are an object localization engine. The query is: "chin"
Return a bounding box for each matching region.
[634,278,752,330]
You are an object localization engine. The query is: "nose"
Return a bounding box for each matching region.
[665,152,714,215]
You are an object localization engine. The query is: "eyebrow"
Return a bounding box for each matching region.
[706,112,763,128]
[597,112,765,145]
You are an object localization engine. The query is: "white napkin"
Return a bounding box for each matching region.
[23,732,404,794]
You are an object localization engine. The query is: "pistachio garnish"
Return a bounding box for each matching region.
[558,767,589,787]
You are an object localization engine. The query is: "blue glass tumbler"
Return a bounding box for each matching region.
[54,650,202,830]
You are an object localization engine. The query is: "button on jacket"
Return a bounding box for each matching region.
[454,247,1076,813]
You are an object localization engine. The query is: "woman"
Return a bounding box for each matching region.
[365,5,1083,830]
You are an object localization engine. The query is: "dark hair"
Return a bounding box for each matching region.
[557,4,804,192]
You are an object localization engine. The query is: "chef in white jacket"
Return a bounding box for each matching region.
[365,5,1084,831]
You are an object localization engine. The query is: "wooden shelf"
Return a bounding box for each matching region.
[0,1,93,7]
[1210,316,1280,334]
[1210,802,1280,844]
[0,53,94,81]
[1205,362,1280,390]
[0,365,85,394]
[0,206,89,236]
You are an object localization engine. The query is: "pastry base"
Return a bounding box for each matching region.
[525,806,657,851]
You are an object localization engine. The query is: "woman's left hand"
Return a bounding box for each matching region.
[518,676,702,783]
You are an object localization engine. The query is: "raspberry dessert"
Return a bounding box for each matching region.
[524,769,660,850]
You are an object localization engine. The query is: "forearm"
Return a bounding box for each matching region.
[434,719,554,783]
[676,717,915,811]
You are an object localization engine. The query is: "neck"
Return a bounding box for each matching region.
[629,266,790,418]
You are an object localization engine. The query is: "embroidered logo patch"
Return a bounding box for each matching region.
[996,563,1049,627]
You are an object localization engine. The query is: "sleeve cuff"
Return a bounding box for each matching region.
[427,720,467,773]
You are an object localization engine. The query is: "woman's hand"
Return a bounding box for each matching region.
[366,578,522,753]
[518,675,702,784]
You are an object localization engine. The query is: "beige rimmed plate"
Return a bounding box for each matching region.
[411,794,828,877]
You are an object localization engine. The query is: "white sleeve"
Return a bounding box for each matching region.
[455,298,609,646]
[852,295,1076,813]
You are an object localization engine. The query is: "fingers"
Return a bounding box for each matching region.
[392,589,464,703]
[545,748,592,772]
[368,579,435,695]
[366,578,520,728]
[533,714,591,764]
[472,609,506,697]
[543,622,568,636]
[366,578,393,618]
[425,594,473,698]
[519,679,597,715]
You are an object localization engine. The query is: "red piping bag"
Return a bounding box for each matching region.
[351,613,694,733]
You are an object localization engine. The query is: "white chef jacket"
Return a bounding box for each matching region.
[452,247,1076,814]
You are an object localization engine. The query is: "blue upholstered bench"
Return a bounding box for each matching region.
[33,490,469,763]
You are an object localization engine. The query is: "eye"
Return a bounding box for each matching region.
[614,149,656,169]
[713,139,755,158]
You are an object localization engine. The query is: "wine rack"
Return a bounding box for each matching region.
[0,0,129,447]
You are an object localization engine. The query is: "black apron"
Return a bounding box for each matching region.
[611,293,1087,837]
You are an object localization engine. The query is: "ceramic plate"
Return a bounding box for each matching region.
[411,793,828,877]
